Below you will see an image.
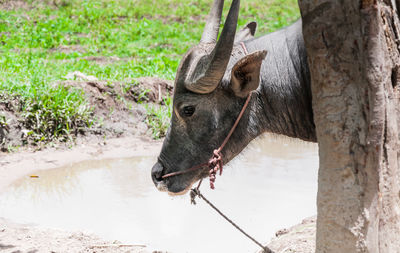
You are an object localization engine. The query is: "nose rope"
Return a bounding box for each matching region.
[189,180,274,253]
[240,41,249,54]
[162,41,252,189]
[161,42,272,253]
[161,93,252,189]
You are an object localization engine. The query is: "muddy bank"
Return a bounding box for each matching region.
[263,216,316,253]
[0,218,151,253]
[0,76,173,151]
[0,215,316,253]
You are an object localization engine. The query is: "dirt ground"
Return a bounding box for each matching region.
[0,218,150,253]
[1,214,316,253]
[265,216,316,253]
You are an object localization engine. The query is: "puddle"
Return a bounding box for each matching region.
[0,137,318,253]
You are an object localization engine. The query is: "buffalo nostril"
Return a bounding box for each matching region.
[155,171,163,181]
[151,162,165,183]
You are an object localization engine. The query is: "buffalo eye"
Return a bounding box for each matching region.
[182,106,195,117]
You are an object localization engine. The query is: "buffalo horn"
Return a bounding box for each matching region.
[185,0,240,94]
[200,0,224,43]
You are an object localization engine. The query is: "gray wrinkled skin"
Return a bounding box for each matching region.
[151,20,316,194]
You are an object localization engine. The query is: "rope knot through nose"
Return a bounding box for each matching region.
[161,93,252,189]
[208,148,223,189]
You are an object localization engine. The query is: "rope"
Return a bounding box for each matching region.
[162,93,252,189]
[162,41,253,189]
[190,181,275,253]
[240,41,249,54]
[166,41,274,253]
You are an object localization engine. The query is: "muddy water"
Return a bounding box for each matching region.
[0,137,318,253]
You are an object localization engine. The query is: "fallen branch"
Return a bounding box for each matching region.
[89,244,146,248]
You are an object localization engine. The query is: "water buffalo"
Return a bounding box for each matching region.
[151,0,316,194]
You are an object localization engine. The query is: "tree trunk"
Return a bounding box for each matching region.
[298,0,400,252]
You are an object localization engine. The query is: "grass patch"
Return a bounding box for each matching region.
[145,96,172,139]
[0,0,300,144]
[21,87,94,143]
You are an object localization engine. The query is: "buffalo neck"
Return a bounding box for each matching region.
[242,20,316,143]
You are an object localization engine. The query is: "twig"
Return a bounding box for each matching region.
[89,244,146,248]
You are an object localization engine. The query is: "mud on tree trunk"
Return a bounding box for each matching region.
[298,0,400,252]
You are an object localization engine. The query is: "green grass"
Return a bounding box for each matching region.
[145,96,173,139]
[0,0,300,143]
[20,87,94,143]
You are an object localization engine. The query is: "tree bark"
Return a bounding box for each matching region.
[298,0,400,252]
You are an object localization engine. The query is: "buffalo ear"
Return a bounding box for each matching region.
[231,50,267,98]
[234,21,257,43]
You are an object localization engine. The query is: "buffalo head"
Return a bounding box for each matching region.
[151,0,267,194]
